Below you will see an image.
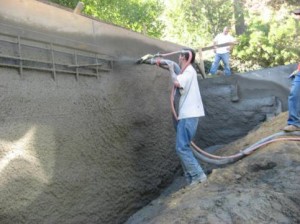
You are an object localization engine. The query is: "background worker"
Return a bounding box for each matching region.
[209,26,235,76]
[284,9,300,132]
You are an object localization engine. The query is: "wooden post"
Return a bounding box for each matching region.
[74,2,84,14]
[197,47,207,78]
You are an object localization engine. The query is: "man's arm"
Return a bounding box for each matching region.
[213,34,219,53]
[227,35,236,51]
[289,63,300,79]
[167,61,181,88]
[213,40,217,53]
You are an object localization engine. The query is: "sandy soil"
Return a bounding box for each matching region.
[126,112,300,224]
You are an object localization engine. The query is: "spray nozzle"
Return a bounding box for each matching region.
[136,54,155,64]
[136,53,163,64]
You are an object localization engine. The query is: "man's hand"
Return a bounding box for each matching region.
[289,70,298,79]
[166,61,180,87]
[166,61,174,72]
[136,54,154,64]
[213,46,217,53]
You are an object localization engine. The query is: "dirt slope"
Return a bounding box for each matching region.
[126,112,300,224]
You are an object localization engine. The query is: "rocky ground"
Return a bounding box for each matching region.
[126,112,300,224]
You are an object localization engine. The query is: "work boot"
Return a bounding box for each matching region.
[189,174,207,186]
[283,125,300,132]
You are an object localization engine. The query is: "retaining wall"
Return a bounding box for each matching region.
[0,0,295,223]
[0,1,182,223]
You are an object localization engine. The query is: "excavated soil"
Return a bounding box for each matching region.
[126,112,300,224]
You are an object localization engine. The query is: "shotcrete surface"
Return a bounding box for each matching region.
[0,1,298,223]
[0,65,179,224]
[126,112,300,224]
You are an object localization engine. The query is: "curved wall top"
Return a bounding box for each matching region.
[0,0,182,59]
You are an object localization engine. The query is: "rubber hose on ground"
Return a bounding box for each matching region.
[193,131,300,165]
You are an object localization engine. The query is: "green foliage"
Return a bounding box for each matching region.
[160,0,233,48]
[49,0,164,38]
[49,0,299,72]
[50,0,78,8]
[232,7,299,72]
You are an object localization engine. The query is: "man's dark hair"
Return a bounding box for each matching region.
[181,48,196,64]
[293,9,300,15]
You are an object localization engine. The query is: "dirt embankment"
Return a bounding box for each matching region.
[126,112,300,224]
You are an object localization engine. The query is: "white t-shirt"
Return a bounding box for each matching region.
[176,65,205,120]
[214,33,235,54]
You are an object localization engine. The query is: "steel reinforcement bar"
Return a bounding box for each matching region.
[0,23,114,80]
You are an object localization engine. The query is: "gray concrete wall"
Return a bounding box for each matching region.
[0,65,178,224]
[197,71,293,148]
[0,0,295,223]
[0,1,182,223]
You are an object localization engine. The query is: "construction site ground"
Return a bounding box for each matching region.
[126,112,300,224]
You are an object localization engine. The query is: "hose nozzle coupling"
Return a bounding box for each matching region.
[153,52,162,58]
[136,53,162,64]
[136,54,154,64]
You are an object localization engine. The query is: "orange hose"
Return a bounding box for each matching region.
[172,88,300,160]
[169,51,300,161]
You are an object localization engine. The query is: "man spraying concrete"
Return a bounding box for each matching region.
[138,49,207,186]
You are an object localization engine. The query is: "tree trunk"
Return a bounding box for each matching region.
[233,0,246,35]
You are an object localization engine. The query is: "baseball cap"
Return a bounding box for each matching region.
[293,9,300,15]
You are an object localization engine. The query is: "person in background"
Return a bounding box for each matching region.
[284,9,300,132]
[209,26,236,76]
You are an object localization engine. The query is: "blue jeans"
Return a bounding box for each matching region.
[209,52,231,76]
[176,117,205,184]
[287,74,300,127]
